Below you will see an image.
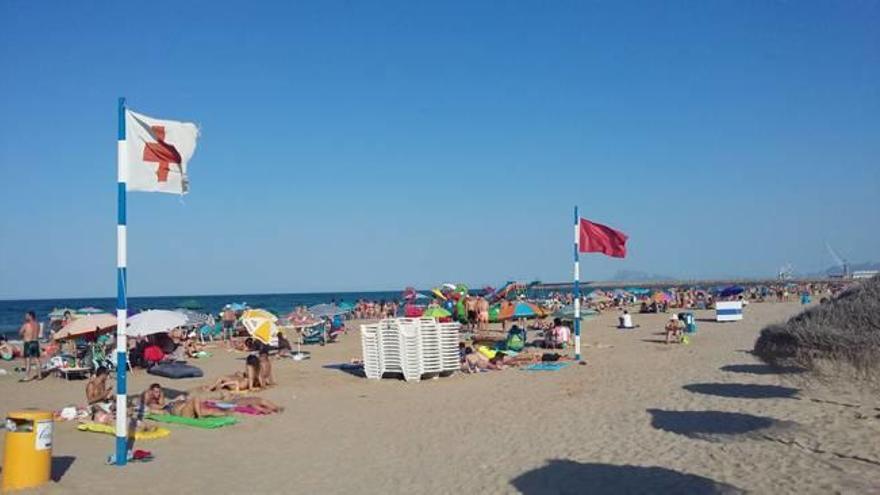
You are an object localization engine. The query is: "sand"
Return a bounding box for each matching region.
[1,301,879,494]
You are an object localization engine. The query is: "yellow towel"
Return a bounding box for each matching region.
[76,422,170,440]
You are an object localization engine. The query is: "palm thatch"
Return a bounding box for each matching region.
[754,276,880,379]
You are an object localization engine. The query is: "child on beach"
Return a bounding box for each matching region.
[665,315,684,344]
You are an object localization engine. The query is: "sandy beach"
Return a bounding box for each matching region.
[1,301,878,494]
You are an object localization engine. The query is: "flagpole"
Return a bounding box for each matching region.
[573,205,581,361]
[115,97,129,466]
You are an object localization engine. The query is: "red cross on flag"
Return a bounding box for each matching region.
[124,109,199,194]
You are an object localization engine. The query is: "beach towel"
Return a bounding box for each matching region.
[523,362,571,372]
[145,413,238,428]
[77,422,170,440]
[203,401,267,416]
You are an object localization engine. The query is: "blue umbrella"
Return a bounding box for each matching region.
[719,286,744,298]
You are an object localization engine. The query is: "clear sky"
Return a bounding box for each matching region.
[1,1,878,299]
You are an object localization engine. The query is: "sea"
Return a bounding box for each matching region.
[0,291,403,340]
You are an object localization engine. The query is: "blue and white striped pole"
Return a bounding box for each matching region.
[573,205,581,361]
[115,97,129,466]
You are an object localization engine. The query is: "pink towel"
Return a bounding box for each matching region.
[233,405,267,415]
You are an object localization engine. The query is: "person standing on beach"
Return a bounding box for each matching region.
[19,311,41,381]
[222,305,236,345]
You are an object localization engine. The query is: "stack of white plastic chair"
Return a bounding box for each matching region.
[438,322,461,372]
[359,323,381,379]
[377,319,402,376]
[360,317,461,381]
[398,319,423,382]
[418,318,443,375]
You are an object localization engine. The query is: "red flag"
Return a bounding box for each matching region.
[579,218,628,258]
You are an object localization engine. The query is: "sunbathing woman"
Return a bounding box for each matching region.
[206,354,260,393]
[218,391,284,414]
[143,383,220,419]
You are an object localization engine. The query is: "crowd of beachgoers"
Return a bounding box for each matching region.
[0,279,863,470]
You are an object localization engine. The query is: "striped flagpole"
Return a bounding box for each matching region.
[115,97,129,466]
[573,206,581,360]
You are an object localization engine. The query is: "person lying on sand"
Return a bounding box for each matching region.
[206,354,260,393]
[0,336,19,361]
[143,383,221,419]
[217,391,284,414]
[183,339,206,358]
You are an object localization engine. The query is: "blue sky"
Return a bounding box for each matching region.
[1,1,878,299]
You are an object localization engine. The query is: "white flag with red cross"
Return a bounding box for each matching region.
[124,109,199,194]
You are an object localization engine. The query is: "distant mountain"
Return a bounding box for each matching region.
[611,270,674,282]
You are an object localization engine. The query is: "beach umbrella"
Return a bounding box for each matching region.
[337,301,355,312]
[651,291,671,303]
[241,309,279,346]
[54,313,116,340]
[77,307,104,315]
[498,301,543,320]
[441,283,457,291]
[227,302,248,312]
[552,305,599,320]
[455,283,469,294]
[720,285,745,298]
[176,309,211,327]
[127,310,188,338]
[422,306,451,319]
[243,308,277,321]
[48,308,76,319]
[286,310,320,327]
[308,303,346,318]
[177,299,203,310]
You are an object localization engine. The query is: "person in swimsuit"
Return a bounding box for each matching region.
[19,311,41,382]
[477,297,490,331]
[0,335,19,361]
[465,296,478,330]
[257,349,275,387]
[222,305,237,345]
[143,383,219,419]
[206,354,260,392]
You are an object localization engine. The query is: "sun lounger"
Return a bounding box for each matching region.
[56,366,91,380]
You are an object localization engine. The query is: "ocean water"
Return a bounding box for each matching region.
[0,291,402,339]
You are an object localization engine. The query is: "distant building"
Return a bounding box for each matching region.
[852,270,879,280]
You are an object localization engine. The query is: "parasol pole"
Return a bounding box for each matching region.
[573,205,581,360]
[115,97,129,466]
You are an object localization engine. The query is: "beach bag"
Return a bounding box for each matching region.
[506,333,525,352]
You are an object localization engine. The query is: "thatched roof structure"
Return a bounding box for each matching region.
[754,276,880,378]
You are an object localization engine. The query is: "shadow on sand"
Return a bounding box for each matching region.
[322,363,365,378]
[720,364,806,375]
[647,409,790,442]
[52,456,76,482]
[683,383,799,399]
[511,459,742,494]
